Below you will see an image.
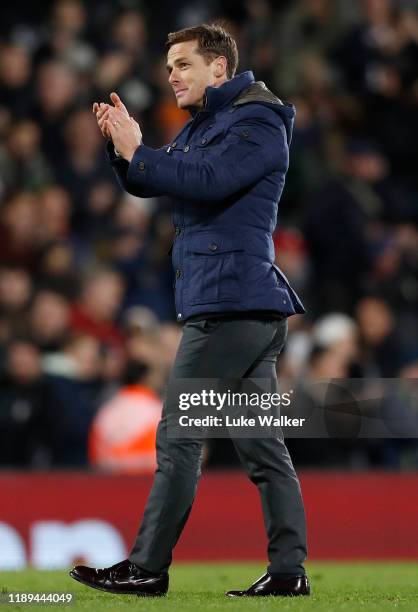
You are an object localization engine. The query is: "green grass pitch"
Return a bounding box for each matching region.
[1,562,418,611]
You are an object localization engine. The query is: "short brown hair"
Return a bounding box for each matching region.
[166,23,238,79]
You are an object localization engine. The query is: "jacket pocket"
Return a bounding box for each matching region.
[187,234,244,305]
[195,128,225,151]
[271,263,306,314]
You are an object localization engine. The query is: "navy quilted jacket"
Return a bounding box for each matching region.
[108,71,305,322]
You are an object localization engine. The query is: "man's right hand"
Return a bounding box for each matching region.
[93,92,130,140]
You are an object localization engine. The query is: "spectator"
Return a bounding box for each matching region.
[304,141,395,314]
[38,186,71,242]
[0,44,33,118]
[0,192,42,270]
[0,120,52,197]
[0,339,51,466]
[29,290,71,351]
[36,241,79,298]
[69,266,125,349]
[55,108,115,234]
[356,296,410,377]
[0,267,32,345]
[42,333,105,466]
[89,360,162,473]
[32,59,79,162]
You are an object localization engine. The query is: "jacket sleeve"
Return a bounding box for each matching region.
[125,109,289,202]
[106,140,165,198]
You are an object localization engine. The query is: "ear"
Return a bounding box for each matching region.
[214,56,227,78]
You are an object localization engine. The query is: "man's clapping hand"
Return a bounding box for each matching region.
[92,92,142,162]
[92,92,128,139]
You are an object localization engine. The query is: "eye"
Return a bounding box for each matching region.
[179,62,189,69]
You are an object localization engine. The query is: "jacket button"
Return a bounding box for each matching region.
[138,161,145,170]
[177,313,182,320]
[201,137,207,144]
[183,145,190,152]
[209,243,218,252]
[175,269,181,279]
[175,227,181,236]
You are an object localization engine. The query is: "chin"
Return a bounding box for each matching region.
[177,97,191,109]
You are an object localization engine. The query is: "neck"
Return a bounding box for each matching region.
[187,76,230,114]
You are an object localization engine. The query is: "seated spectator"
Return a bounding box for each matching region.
[304,140,395,314]
[38,186,72,242]
[36,241,79,299]
[54,108,116,235]
[0,192,42,271]
[0,120,52,196]
[0,44,32,118]
[0,267,33,344]
[0,338,51,467]
[42,333,105,466]
[70,266,125,349]
[356,296,410,377]
[32,60,79,162]
[29,289,71,351]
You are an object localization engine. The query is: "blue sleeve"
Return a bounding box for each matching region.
[125,110,288,202]
[106,141,164,198]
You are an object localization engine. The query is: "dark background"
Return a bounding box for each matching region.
[0,0,417,471]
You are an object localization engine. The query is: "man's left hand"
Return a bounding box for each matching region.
[106,107,143,162]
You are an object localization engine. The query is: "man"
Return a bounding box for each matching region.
[70,23,310,598]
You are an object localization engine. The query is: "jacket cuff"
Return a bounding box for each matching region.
[127,143,161,188]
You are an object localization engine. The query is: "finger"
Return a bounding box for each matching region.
[93,102,99,114]
[106,115,118,129]
[97,102,110,114]
[98,118,108,132]
[98,110,109,122]
[107,108,124,125]
[98,116,109,131]
[98,108,110,121]
[100,125,110,138]
[96,108,107,120]
[105,119,115,138]
[110,92,128,114]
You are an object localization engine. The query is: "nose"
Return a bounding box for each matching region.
[168,68,179,85]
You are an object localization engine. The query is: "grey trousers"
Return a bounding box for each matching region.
[129,316,307,576]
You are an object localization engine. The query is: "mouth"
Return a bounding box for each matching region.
[174,89,188,98]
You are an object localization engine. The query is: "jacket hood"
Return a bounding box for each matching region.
[232,80,296,145]
[204,72,295,145]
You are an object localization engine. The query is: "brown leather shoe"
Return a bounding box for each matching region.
[69,559,168,596]
[226,573,310,597]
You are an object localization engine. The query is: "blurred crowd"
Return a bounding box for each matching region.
[0,0,417,471]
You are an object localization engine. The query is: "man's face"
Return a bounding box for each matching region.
[167,40,223,110]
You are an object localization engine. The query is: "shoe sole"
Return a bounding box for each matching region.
[69,571,167,597]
